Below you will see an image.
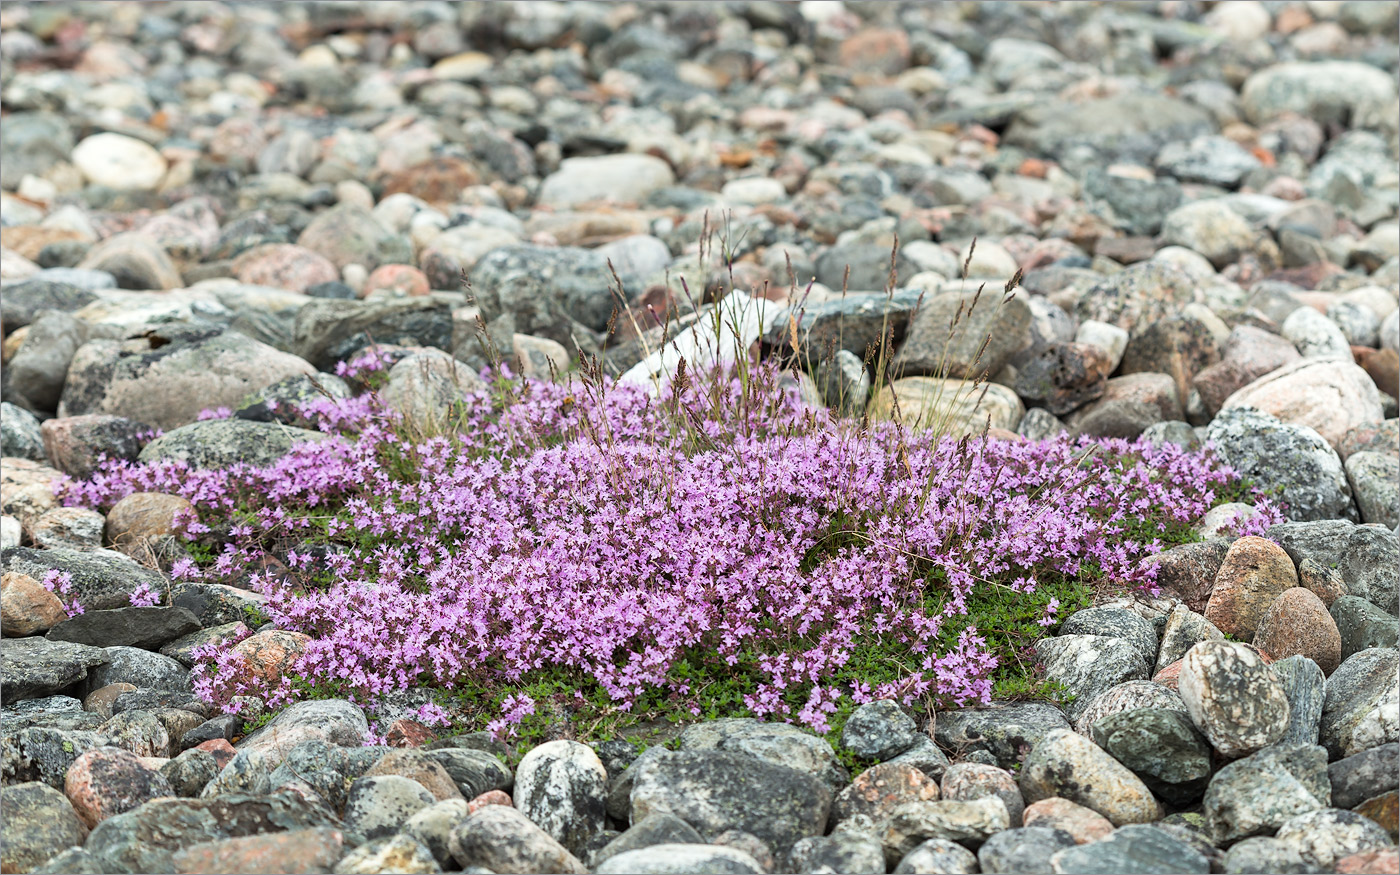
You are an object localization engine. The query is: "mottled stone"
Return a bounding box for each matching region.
[1254,588,1343,675]
[833,763,940,827]
[1320,648,1400,759]
[1205,536,1300,641]
[1203,744,1330,845]
[1021,798,1115,845]
[1019,729,1160,826]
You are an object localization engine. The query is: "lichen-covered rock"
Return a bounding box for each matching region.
[449,804,588,874]
[1090,708,1213,806]
[681,718,849,793]
[1178,640,1290,757]
[934,702,1071,771]
[1,782,89,874]
[1018,729,1160,826]
[3,547,168,613]
[877,797,1010,867]
[1202,744,1330,845]
[332,833,442,875]
[841,700,922,762]
[1319,648,1400,760]
[1033,635,1150,722]
[513,739,607,858]
[1205,409,1356,523]
[1275,808,1394,872]
[1048,824,1211,874]
[0,636,106,704]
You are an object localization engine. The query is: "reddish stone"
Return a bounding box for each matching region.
[1355,791,1399,843]
[363,264,430,298]
[1205,536,1299,641]
[1356,347,1400,399]
[1152,659,1183,690]
[467,789,513,813]
[232,243,338,293]
[1337,420,1400,462]
[105,492,194,549]
[1022,797,1116,844]
[65,747,174,828]
[1094,237,1158,265]
[382,156,481,207]
[1,570,69,636]
[1253,587,1343,675]
[364,750,464,802]
[838,28,911,76]
[171,827,344,875]
[385,718,435,748]
[1266,261,1346,289]
[0,226,88,260]
[1019,158,1049,179]
[1337,847,1400,875]
[832,762,940,825]
[195,738,238,770]
[232,629,311,687]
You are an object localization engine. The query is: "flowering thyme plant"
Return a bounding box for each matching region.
[59,353,1280,738]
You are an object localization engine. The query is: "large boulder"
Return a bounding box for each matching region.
[1220,358,1384,452]
[1204,408,1356,522]
[137,419,329,470]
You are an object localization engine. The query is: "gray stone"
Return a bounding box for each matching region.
[1073,263,1200,340]
[786,833,886,875]
[293,298,456,372]
[1140,540,1231,614]
[892,837,979,874]
[1267,520,1400,614]
[1331,596,1400,661]
[0,636,106,704]
[449,805,587,874]
[1270,655,1327,748]
[1033,635,1150,722]
[630,750,832,859]
[1281,307,1352,359]
[1320,648,1400,759]
[3,547,168,612]
[2,727,113,787]
[537,154,674,209]
[161,748,221,797]
[84,646,191,696]
[8,311,91,411]
[1179,640,1290,758]
[941,762,1024,828]
[1328,300,1381,348]
[816,349,872,417]
[815,243,917,294]
[1082,168,1182,237]
[1207,408,1356,523]
[345,775,436,841]
[1242,62,1397,130]
[1203,744,1330,844]
[1275,808,1394,871]
[2,401,46,460]
[1156,135,1261,188]
[1019,729,1160,827]
[1156,605,1224,673]
[1048,824,1210,874]
[878,798,1010,865]
[514,739,607,858]
[842,700,922,761]
[0,112,74,189]
[138,419,328,470]
[1329,743,1399,810]
[1090,708,1213,805]
[0,280,98,333]
[884,736,953,783]
[1222,836,1309,874]
[934,702,1070,771]
[1346,451,1400,528]
[1003,93,1213,169]
[471,244,615,342]
[590,813,705,869]
[46,606,200,652]
[30,846,108,875]
[421,747,513,799]
[403,798,469,869]
[893,290,1032,381]
[380,350,487,433]
[769,289,925,364]
[239,699,369,752]
[680,718,848,793]
[978,826,1077,875]
[332,833,441,875]
[594,843,764,875]
[0,782,89,873]
[1059,607,1159,671]
[203,749,274,798]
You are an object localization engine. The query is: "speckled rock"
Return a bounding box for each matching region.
[877,797,1010,866]
[1019,729,1160,826]
[1253,588,1343,675]
[332,833,442,875]
[1275,808,1395,871]
[1271,655,1327,748]
[934,703,1072,771]
[0,782,89,874]
[891,837,979,874]
[1021,798,1115,845]
[1033,635,1150,722]
[449,805,588,875]
[833,762,940,827]
[841,700,922,762]
[1204,537,1301,641]
[1222,358,1384,452]
[1203,744,1330,845]
[1049,824,1211,875]
[1073,682,1186,738]
[1320,648,1400,760]
[512,739,607,857]
[941,763,1024,828]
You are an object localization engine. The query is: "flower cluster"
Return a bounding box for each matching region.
[58,359,1280,734]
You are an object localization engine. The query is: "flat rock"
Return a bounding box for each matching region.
[46,606,200,652]
[1,636,107,704]
[1049,824,1210,874]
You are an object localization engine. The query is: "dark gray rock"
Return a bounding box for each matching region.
[1206,408,1356,523]
[787,833,886,875]
[815,243,917,293]
[590,814,705,869]
[0,280,98,333]
[1048,824,1210,874]
[8,311,91,411]
[1265,520,1399,613]
[1319,648,1400,759]
[162,748,222,797]
[138,419,329,470]
[471,244,614,341]
[169,584,265,629]
[46,606,200,651]
[0,636,106,704]
[0,112,75,190]
[1270,655,1326,748]
[1331,595,1400,660]
[1203,744,1330,845]
[841,699,922,761]
[1004,93,1213,169]
[1082,168,1182,237]
[181,714,244,751]
[934,702,1071,771]
[891,837,979,874]
[233,371,352,429]
[293,297,456,371]
[1328,743,1398,810]
[1,401,46,460]
[769,289,924,363]
[1140,539,1231,615]
[629,749,832,859]
[1059,607,1159,671]
[3,546,169,612]
[3,726,114,787]
[1090,708,1212,805]
[0,782,89,874]
[84,646,192,696]
[977,826,1076,875]
[1155,135,1262,188]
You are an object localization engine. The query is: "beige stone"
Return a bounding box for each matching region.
[1,570,69,636]
[1205,536,1299,641]
[1222,357,1384,450]
[868,378,1024,436]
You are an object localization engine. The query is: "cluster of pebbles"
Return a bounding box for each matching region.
[2,1,1399,873]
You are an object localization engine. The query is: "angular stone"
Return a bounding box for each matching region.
[1156,605,1225,674]
[1346,452,1400,528]
[1203,744,1330,844]
[1271,655,1327,748]
[1330,744,1400,811]
[1320,648,1400,760]
[1019,729,1159,826]
[894,290,1032,381]
[46,606,200,652]
[0,782,89,873]
[1,636,106,704]
[1060,607,1159,672]
[841,700,922,761]
[1049,824,1211,874]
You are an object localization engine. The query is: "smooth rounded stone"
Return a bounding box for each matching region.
[1059,607,1159,671]
[1156,606,1225,674]
[46,606,200,652]
[867,378,1024,437]
[1332,596,1400,660]
[512,739,607,857]
[1064,371,1182,436]
[1178,640,1290,757]
[1346,452,1400,529]
[379,350,487,434]
[1276,808,1394,871]
[1160,200,1256,270]
[538,154,675,209]
[720,178,787,206]
[1254,588,1343,675]
[1,402,46,461]
[941,763,1024,828]
[64,746,173,828]
[893,290,1032,380]
[102,708,175,758]
[105,492,194,550]
[1205,534,1302,642]
[1022,799,1116,845]
[785,832,885,874]
[1271,655,1327,748]
[1,636,107,704]
[1281,307,1353,359]
[1266,520,1400,614]
[1074,262,1199,340]
[296,204,407,273]
[1320,648,1400,760]
[1032,635,1150,722]
[28,846,107,875]
[0,782,89,873]
[332,833,441,875]
[1141,540,1232,614]
[1223,836,1310,874]
[420,747,512,800]
[1018,407,1069,440]
[1074,320,1129,370]
[171,827,345,875]
[1242,61,1398,129]
[594,843,763,875]
[1193,503,1262,541]
[345,775,435,841]
[1048,824,1211,875]
[231,243,339,293]
[680,718,849,793]
[1205,743,1331,845]
[1156,135,1261,188]
[934,702,1071,771]
[363,750,462,803]
[1,458,63,523]
[978,826,1077,875]
[72,232,181,291]
[833,762,941,827]
[450,804,587,874]
[842,700,922,761]
[238,699,369,754]
[0,280,100,334]
[891,837,979,874]
[1329,744,1399,810]
[60,329,317,432]
[591,813,705,869]
[138,419,328,470]
[1019,729,1159,826]
[71,133,167,191]
[1089,708,1213,806]
[160,748,221,797]
[403,798,469,869]
[1,570,69,637]
[1222,357,1384,453]
[1329,301,1382,348]
[630,749,832,859]
[877,797,1011,865]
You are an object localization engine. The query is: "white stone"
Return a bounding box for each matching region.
[721,177,788,206]
[71,133,168,191]
[1281,308,1351,359]
[537,154,675,209]
[1,515,20,551]
[1075,321,1130,372]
